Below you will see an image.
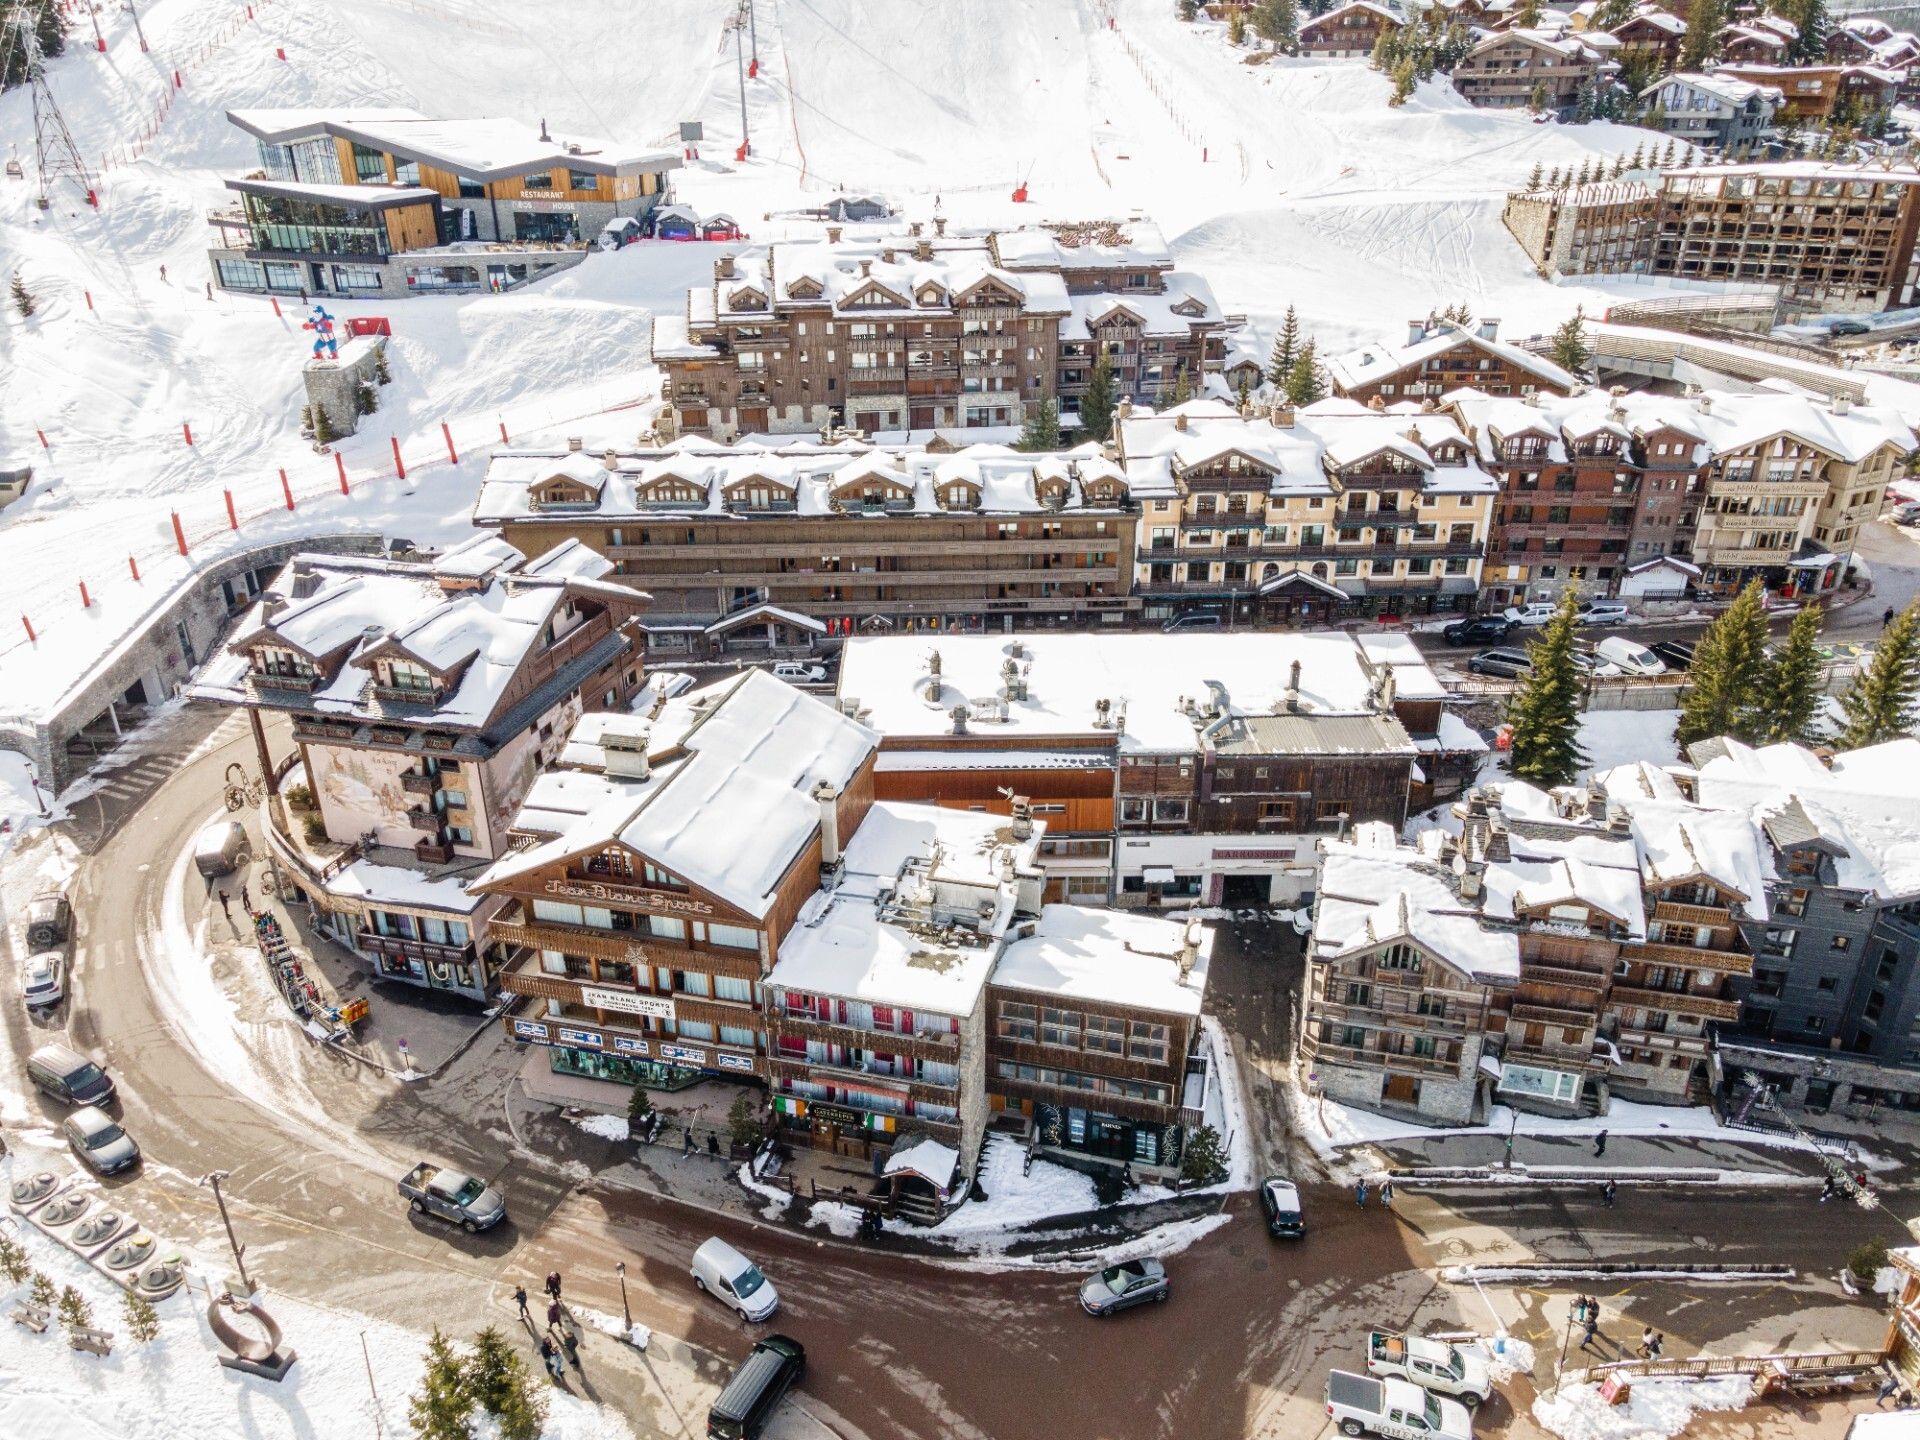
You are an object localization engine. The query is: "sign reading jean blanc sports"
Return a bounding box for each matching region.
[542,877,716,916]
[580,986,675,1020]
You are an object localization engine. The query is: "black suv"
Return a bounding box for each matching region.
[709,1335,806,1440]
[1443,616,1512,647]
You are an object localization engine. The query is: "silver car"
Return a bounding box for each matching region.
[1078,1258,1169,1316]
[21,950,65,1008]
[64,1107,140,1175]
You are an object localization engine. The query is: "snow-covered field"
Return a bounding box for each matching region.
[0,0,1688,731]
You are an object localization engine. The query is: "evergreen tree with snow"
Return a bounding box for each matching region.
[1630,141,1647,170]
[1777,0,1830,63]
[1526,160,1544,190]
[1283,340,1325,406]
[1179,0,1199,19]
[1679,0,1726,71]
[1268,306,1301,386]
[1660,137,1677,165]
[56,1285,92,1335]
[1549,306,1591,375]
[310,402,337,448]
[1527,80,1549,114]
[122,1288,160,1344]
[0,1232,27,1285]
[1,3,68,93]
[1390,56,1417,105]
[1754,603,1826,745]
[1253,0,1299,51]
[1546,165,1564,189]
[28,1272,55,1309]
[1514,0,1543,26]
[1836,601,1920,750]
[463,1328,547,1440]
[1574,159,1593,187]
[373,348,393,385]
[1228,7,1248,44]
[1611,152,1629,178]
[1015,397,1062,451]
[1370,28,1395,71]
[1676,580,1772,749]
[10,272,34,318]
[1592,0,1636,27]
[1506,591,1587,787]
[627,1079,653,1127]
[1171,364,1192,407]
[408,1330,473,1440]
[1081,348,1118,442]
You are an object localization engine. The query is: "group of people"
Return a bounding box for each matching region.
[515,1271,582,1383]
[1353,1177,1395,1209]
[1571,1298,1665,1361]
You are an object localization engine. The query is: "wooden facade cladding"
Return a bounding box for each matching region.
[874,767,1115,834]
[384,202,440,253]
[769,1014,962,1062]
[989,1074,1180,1126]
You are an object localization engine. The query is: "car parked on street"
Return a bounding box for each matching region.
[1326,1370,1472,1440]
[1441,616,1511,646]
[1829,319,1872,338]
[1260,1176,1306,1239]
[194,819,248,880]
[26,1042,115,1106]
[21,951,64,1009]
[707,1334,806,1440]
[693,1237,781,1322]
[1571,650,1623,679]
[1593,636,1667,677]
[1079,1258,1169,1316]
[398,1161,507,1234]
[1163,610,1224,632]
[1575,599,1630,627]
[1650,640,1695,671]
[1366,1331,1492,1407]
[769,661,828,684]
[25,891,71,949]
[1501,602,1557,627]
[64,1106,140,1175]
[1468,648,1531,679]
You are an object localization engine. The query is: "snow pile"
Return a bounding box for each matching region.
[1481,1335,1537,1385]
[1532,1375,1754,1440]
[577,1307,650,1350]
[934,1135,1099,1236]
[1576,710,1682,779]
[735,1163,794,1223]
[571,1113,630,1143]
[0,1208,636,1440]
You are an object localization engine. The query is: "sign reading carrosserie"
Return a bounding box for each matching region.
[581,986,675,1020]
[660,1044,708,1066]
[541,877,716,916]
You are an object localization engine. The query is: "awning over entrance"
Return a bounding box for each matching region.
[704,602,828,635]
[1258,569,1346,599]
[1143,866,1178,884]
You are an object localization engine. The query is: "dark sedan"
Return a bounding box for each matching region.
[1443,616,1512,646]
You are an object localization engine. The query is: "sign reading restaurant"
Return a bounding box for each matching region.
[543,876,716,917]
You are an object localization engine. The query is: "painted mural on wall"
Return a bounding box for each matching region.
[310,744,416,849]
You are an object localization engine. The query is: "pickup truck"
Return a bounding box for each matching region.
[1366,1332,1492,1406]
[398,1162,508,1234]
[1326,1370,1472,1440]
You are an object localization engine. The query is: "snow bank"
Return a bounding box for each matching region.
[571,1113,630,1143]
[934,1135,1099,1237]
[577,1306,650,1350]
[1577,710,1682,779]
[1532,1375,1754,1440]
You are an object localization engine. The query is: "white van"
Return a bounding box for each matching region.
[692,1237,780,1322]
[1594,636,1667,677]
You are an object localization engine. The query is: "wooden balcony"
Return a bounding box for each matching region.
[1304,1039,1461,1077]
[767,1056,954,1107]
[1620,940,1752,975]
[1522,963,1608,992]
[400,770,439,796]
[1608,986,1740,1021]
[415,837,454,864]
[485,905,764,977]
[770,1012,961,1060]
[1651,900,1735,928]
[358,930,474,967]
[1512,1001,1600,1028]
[1310,1000,1476,1034]
[405,807,442,833]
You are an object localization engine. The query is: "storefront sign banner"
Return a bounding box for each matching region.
[715,1053,755,1073]
[558,1026,605,1049]
[512,1020,550,1041]
[542,877,715,916]
[612,1035,651,1057]
[581,986,675,1019]
[660,1044,708,1066]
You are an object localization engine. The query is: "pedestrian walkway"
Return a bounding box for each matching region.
[1378,1128,1832,1183]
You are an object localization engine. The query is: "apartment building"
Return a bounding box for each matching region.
[188,536,649,1001]
[1115,398,1500,623]
[208,108,680,297]
[654,220,1226,441]
[472,437,1139,636]
[1640,72,1780,151]
[1601,5,1685,67]
[837,629,1482,909]
[1451,28,1621,116]
[1713,63,1901,120]
[1297,0,1404,57]
[1687,737,1920,1115]
[1717,14,1797,65]
[1507,162,1920,311]
[1326,318,1580,405]
[1825,15,1920,71]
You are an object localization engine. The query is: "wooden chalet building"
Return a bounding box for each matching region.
[1713,62,1901,120]
[1602,5,1686,67]
[1326,319,1579,406]
[1451,28,1620,117]
[1298,1,1405,58]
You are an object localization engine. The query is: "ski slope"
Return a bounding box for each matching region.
[0,0,1667,736]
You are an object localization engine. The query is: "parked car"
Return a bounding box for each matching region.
[692,1237,780,1322]
[1575,599,1630,627]
[1326,1370,1472,1440]
[26,1042,115,1106]
[1501,602,1557,627]
[397,1161,507,1233]
[1593,636,1666,677]
[1259,1176,1306,1239]
[707,1335,806,1440]
[1468,647,1531,679]
[1892,499,1920,524]
[1366,1331,1492,1407]
[1162,611,1224,632]
[25,891,71,949]
[769,661,828,684]
[194,819,248,880]
[1078,1258,1169,1316]
[1442,616,1511,647]
[21,950,65,1009]
[1650,639,1695,671]
[64,1106,140,1176]
[1829,319,1872,338]
[1571,650,1623,678]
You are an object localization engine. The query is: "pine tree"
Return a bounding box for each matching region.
[122,1288,160,1344]
[627,1080,653,1127]
[463,1328,546,1440]
[10,272,35,318]
[1526,160,1544,190]
[0,1232,28,1286]
[728,1091,760,1147]
[1,4,69,92]
[1593,0,1636,27]
[1755,603,1826,745]
[1015,397,1061,451]
[493,1382,547,1440]
[408,1329,474,1440]
[1676,580,1772,749]
[311,403,337,448]
[1236,372,1252,410]
[1253,0,1299,51]
[1679,0,1725,71]
[1283,340,1324,406]
[1779,0,1830,63]
[1630,141,1647,170]
[373,349,393,385]
[1506,590,1587,787]
[28,1272,55,1309]
[1390,56,1417,105]
[1228,7,1247,44]
[1611,153,1628,178]
[1661,138,1678,166]
[1081,348,1117,442]
[1573,159,1593,187]
[1171,364,1193,407]
[1514,0,1543,26]
[1546,165,1564,189]
[57,1285,93,1335]
[1268,306,1301,385]
[1549,306,1591,374]
[1180,1124,1230,1184]
[355,382,379,416]
[1528,80,1548,115]
[1179,0,1199,19]
[1837,601,1920,750]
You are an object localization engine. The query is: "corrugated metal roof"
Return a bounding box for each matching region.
[1212,711,1414,757]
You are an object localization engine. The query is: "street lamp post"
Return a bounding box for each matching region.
[616,1260,631,1330]
[1552,1296,1578,1398]
[200,1170,253,1294]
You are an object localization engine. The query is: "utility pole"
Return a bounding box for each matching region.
[123,1,149,53]
[616,1260,631,1330]
[745,0,759,73]
[734,17,750,159]
[200,1170,253,1294]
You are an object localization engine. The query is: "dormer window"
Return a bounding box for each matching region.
[255,645,314,681]
[941,482,979,510]
[385,659,435,693]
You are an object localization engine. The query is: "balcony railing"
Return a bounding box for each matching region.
[1609,986,1740,1022]
[406,807,442,833]
[358,930,474,967]
[415,837,454,864]
[1622,940,1753,975]
[400,770,439,796]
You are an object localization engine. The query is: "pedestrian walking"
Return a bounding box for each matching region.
[1580,1309,1598,1349]
[1593,1130,1608,1158]
[1877,1374,1901,1407]
[682,1124,695,1156]
[539,1335,564,1382]
[1821,1174,1837,1202]
[546,1298,563,1332]
[545,1271,563,1301]
[217,890,231,918]
[514,1285,530,1323]
[159,264,167,283]
[1380,1178,1394,1209]
[1638,1327,1655,1359]
[561,1328,580,1370]
[1602,1178,1617,1208]
[706,1132,720,1157]
[1649,1333,1664,1361]
[204,281,212,301]
[239,882,251,913]
[1355,1179,1369,1207]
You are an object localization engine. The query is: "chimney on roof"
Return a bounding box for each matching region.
[949,703,969,736]
[1117,398,1133,421]
[1285,658,1302,713]
[1456,852,1483,901]
[601,727,651,780]
[826,225,843,244]
[1269,402,1295,428]
[1478,317,1500,341]
[1832,392,1853,415]
[881,246,895,264]
[1177,921,1202,983]
[539,117,551,143]
[860,259,872,277]
[914,239,933,262]
[716,254,735,280]
[602,447,619,472]
[1007,791,1034,840]
[1368,395,1386,412]
[934,216,947,237]
[1695,393,1713,415]
[1174,413,1188,432]
[814,779,843,879]
[1485,814,1511,864]
[566,435,584,452]
[1408,319,1428,345]
[909,221,923,237]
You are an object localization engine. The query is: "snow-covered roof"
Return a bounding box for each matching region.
[990,221,1174,272]
[702,233,1072,323]
[836,630,1442,753]
[1061,278,1224,341]
[770,802,1043,1014]
[1313,837,1521,985]
[226,109,681,178]
[477,670,878,919]
[1644,71,1782,106]
[993,905,1213,1016]
[881,1137,960,1188]
[1301,1,1405,32]
[1325,322,1580,396]
[225,178,438,209]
